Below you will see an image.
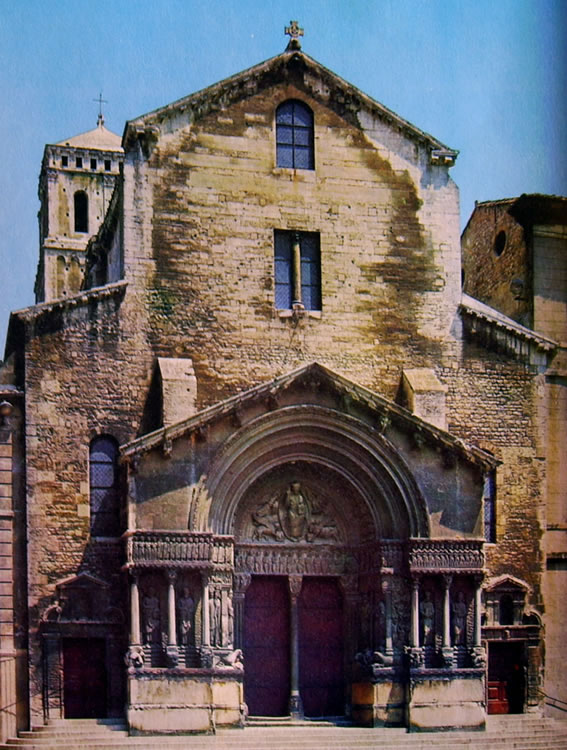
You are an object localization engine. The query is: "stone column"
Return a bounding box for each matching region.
[474,579,482,648]
[410,578,419,648]
[291,232,302,305]
[130,573,141,645]
[441,575,454,668]
[166,571,179,666]
[288,575,304,719]
[201,573,210,647]
[406,577,423,669]
[472,576,486,668]
[167,571,177,647]
[383,581,393,656]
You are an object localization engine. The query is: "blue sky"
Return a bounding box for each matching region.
[1,0,565,353]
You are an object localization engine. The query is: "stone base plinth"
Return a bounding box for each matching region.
[351,677,405,727]
[127,668,244,734]
[407,672,485,731]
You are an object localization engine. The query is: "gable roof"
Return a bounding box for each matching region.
[123,49,457,164]
[121,361,497,471]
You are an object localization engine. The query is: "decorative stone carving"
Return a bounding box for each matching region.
[420,590,435,646]
[452,590,467,645]
[409,539,485,573]
[248,482,339,544]
[225,596,233,646]
[127,531,213,565]
[209,591,222,647]
[288,575,303,599]
[472,645,487,668]
[125,645,145,669]
[214,648,243,670]
[177,588,195,646]
[142,588,160,644]
[405,645,424,669]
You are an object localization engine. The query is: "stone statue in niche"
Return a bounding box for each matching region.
[142,588,160,644]
[280,481,309,541]
[177,588,195,646]
[374,599,386,650]
[360,594,371,645]
[226,596,234,646]
[452,590,467,645]
[420,590,435,646]
[209,592,221,646]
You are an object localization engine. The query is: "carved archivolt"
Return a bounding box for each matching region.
[205,405,429,539]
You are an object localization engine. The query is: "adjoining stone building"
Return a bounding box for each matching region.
[0,26,565,739]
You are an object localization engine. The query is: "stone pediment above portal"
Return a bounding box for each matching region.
[122,363,499,540]
[122,362,498,474]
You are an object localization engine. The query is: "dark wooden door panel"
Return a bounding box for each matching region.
[244,577,290,716]
[299,577,344,717]
[487,642,525,714]
[63,638,107,718]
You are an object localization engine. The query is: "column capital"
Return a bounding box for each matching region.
[167,569,177,584]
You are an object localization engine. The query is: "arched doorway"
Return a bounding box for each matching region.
[205,405,428,719]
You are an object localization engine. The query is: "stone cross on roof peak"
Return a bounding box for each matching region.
[93,92,108,128]
[285,20,304,50]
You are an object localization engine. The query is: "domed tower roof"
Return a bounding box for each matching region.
[56,116,122,152]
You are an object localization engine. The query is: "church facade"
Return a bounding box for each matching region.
[0,26,564,739]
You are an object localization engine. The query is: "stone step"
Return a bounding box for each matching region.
[2,741,567,750]
[2,717,566,750]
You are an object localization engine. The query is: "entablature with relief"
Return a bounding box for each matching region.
[124,530,233,570]
[409,538,484,575]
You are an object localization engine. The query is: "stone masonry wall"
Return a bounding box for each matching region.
[462,202,531,327]
[21,289,152,719]
[122,80,461,408]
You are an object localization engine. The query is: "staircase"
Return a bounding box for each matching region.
[1,714,566,749]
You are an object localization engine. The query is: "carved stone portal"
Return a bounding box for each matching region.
[249,482,340,543]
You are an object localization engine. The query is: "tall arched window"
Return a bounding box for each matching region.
[89,436,120,536]
[276,100,314,169]
[74,191,89,233]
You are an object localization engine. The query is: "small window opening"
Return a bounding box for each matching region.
[90,157,97,170]
[74,191,89,233]
[274,229,321,310]
[75,156,83,169]
[61,155,68,167]
[499,594,515,626]
[483,471,496,543]
[494,230,506,257]
[104,159,111,171]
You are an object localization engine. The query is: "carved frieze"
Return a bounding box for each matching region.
[235,544,347,576]
[126,531,214,567]
[409,539,484,573]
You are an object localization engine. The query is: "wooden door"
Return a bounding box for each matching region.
[244,577,291,716]
[298,577,344,717]
[487,641,525,714]
[63,638,107,718]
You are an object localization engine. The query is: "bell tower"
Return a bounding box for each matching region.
[34,112,123,303]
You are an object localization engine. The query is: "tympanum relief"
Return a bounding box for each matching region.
[246,482,341,544]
